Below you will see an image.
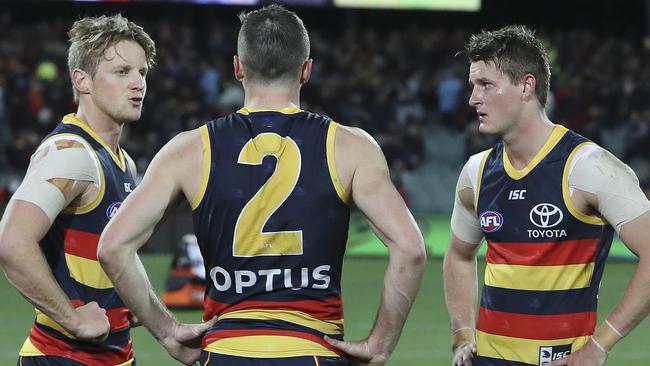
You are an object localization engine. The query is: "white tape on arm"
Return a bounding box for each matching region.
[12,180,66,223]
[569,147,650,233]
[450,161,484,244]
[29,147,99,183]
[11,139,101,223]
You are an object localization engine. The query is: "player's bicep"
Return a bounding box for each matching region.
[0,200,53,250]
[447,232,482,262]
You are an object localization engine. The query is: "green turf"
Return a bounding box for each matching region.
[1,255,649,365]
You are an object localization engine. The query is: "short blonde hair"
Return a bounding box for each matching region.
[68,14,156,102]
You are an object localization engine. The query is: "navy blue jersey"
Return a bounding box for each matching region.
[192,107,350,358]
[20,114,136,366]
[473,125,614,366]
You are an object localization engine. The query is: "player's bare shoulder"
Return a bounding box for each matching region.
[334,124,385,167]
[145,126,208,207]
[333,124,386,193]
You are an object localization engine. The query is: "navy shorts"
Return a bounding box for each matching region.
[199,352,350,366]
[18,356,136,366]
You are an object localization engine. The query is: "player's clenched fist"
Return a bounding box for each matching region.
[70,301,111,342]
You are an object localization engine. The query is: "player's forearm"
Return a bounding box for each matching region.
[443,250,478,333]
[0,238,79,331]
[98,238,178,341]
[368,242,426,356]
[592,212,650,351]
[602,255,650,337]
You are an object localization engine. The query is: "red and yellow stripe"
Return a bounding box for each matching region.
[203,329,342,358]
[202,296,344,358]
[485,239,598,291]
[477,307,596,340]
[20,325,133,365]
[204,296,343,322]
[63,228,114,289]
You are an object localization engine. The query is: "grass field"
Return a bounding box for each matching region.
[1,255,650,365]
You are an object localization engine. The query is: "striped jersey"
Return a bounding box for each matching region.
[473,125,614,366]
[19,114,136,366]
[192,107,350,358]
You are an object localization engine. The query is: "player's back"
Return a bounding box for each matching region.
[192,107,350,358]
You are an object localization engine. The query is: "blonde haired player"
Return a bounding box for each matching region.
[0,14,206,366]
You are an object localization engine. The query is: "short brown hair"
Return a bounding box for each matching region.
[465,25,550,106]
[238,5,310,85]
[68,14,157,102]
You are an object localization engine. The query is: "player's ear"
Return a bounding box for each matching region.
[72,68,91,96]
[233,55,245,82]
[521,73,537,101]
[299,59,312,85]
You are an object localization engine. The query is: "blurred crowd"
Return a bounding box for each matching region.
[1,9,649,210]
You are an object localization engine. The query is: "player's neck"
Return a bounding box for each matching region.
[243,84,300,111]
[502,111,555,170]
[74,104,124,154]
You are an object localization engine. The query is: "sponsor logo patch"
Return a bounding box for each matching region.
[530,203,563,228]
[106,201,122,219]
[479,211,504,233]
[539,344,571,365]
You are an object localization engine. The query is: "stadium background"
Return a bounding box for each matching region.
[0,0,649,364]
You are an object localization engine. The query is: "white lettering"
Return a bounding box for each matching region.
[312,265,331,289]
[209,265,332,293]
[235,270,257,293]
[300,268,309,288]
[527,229,567,238]
[210,266,232,291]
[258,269,281,292]
[480,216,501,227]
[552,351,570,360]
[508,189,526,200]
[284,268,294,288]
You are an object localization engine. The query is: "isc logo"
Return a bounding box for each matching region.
[539,345,571,365]
[508,189,526,200]
[479,211,504,233]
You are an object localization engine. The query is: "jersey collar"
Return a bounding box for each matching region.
[503,124,568,180]
[62,114,126,172]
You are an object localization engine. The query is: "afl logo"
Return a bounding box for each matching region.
[106,201,122,219]
[479,211,504,233]
[529,203,563,228]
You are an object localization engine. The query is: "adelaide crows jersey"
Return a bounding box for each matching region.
[473,125,614,366]
[192,107,350,358]
[19,114,136,366]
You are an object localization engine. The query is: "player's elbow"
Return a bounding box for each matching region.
[96,232,122,271]
[0,232,19,266]
[398,235,427,269]
[0,241,12,266]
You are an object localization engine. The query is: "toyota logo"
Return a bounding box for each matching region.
[529,203,563,228]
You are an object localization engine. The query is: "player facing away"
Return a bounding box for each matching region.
[0,15,156,366]
[97,5,426,366]
[443,25,650,366]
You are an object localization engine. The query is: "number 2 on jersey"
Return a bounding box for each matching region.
[233,133,303,257]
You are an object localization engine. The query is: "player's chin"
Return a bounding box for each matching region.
[477,121,491,134]
[122,110,143,123]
